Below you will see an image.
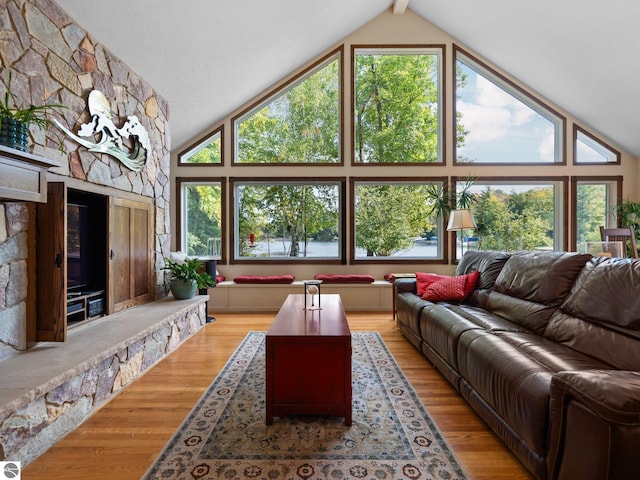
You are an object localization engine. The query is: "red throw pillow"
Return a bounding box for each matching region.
[462,271,480,298]
[421,275,466,301]
[415,272,449,296]
[421,271,480,302]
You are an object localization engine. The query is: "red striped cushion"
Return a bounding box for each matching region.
[233,275,295,284]
[314,274,375,284]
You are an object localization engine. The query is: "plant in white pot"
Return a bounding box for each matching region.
[163,256,214,300]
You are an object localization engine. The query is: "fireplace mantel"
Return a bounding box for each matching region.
[0,145,62,203]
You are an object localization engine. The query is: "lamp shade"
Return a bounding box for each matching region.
[447,209,477,231]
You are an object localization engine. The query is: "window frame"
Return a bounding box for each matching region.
[453,46,566,166]
[175,177,227,263]
[350,176,448,265]
[177,126,224,166]
[230,177,346,264]
[570,176,622,252]
[231,46,344,166]
[351,44,446,166]
[573,125,621,165]
[451,176,568,262]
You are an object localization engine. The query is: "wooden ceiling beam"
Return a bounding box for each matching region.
[393,0,409,15]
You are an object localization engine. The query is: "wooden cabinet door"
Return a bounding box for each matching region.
[108,197,153,313]
[36,182,66,341]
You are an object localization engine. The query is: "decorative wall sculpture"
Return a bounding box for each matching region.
[55,90,150,171]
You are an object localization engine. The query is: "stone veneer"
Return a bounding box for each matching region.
[0,297,208,464]
[0,204,28,360]
[0,0,172,358]
[0,0,190,466]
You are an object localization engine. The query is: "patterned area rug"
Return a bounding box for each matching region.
[143,332,468,480]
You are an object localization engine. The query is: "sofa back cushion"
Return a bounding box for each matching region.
[486,251,591,334]
[559,257,640,331]
[544,257,640,370]
[455,250,511,307]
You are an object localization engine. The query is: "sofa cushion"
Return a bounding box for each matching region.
[544,257,640,370]
[420,304,484,370]
[457,329,611,457]
[486,251,591,334]
[455,250,511,307]
[559,257,640,333]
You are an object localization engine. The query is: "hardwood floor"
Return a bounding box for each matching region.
[24,312,533,479]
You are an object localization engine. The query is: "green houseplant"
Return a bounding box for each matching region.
[163,257,214,300]
[425,176,477,220]
[0,71,65,152]
[614,199,640,256]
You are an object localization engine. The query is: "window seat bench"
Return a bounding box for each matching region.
[209,280,392,312]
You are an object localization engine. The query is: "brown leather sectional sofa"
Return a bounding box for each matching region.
[395,250,640,480]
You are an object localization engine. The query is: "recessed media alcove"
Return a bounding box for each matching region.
[66,189,108,325]
[36,181,154,341]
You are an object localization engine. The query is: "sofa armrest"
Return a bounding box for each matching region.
[547,370,640,480]
[394,277,417,294]
[552,370,640,422]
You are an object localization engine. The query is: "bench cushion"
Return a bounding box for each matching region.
[314,274,375,284]
[233,275,295,284]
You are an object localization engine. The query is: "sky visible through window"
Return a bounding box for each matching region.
[456,61,555,163]
[575,129,618,163]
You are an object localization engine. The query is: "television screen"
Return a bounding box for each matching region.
[67,203,89,289]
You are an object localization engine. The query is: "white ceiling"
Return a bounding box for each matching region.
[54,0,640,157]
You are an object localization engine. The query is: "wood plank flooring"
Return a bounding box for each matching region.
[24,312,533,479]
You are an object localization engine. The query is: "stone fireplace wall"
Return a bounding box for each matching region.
[0,0,171,359]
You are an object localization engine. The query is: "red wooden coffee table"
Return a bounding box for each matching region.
[265,293,352,425]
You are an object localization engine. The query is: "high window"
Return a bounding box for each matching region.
[233,48,342,164]
[231,178,345,262]
[352,46,443,164]
[176,178,224,259]
[178,126,223,165]
[455,47,565,164]
[352,178,445,262]
[459,178,566,256]
[572,177,621,252]
[574,126,620,164]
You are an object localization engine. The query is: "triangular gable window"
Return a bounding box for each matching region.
[455,47,565,164]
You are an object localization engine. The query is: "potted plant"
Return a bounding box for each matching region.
[0,71,65,152]
[163,256,214,300]
[425,176,477,220]
[614,199,640,256]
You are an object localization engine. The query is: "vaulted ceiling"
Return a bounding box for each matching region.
[54,0,640,157]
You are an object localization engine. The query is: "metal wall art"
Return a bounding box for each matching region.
[55,90,150,171]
